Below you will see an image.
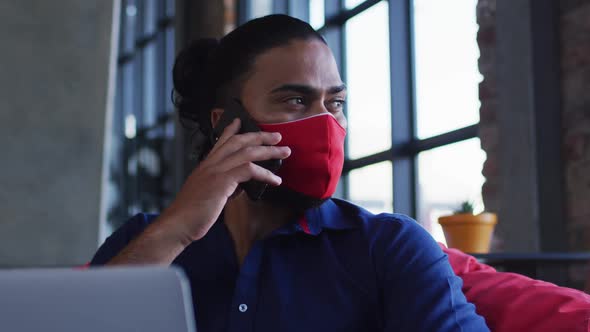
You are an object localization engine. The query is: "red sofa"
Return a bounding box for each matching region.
[442,244,590,332]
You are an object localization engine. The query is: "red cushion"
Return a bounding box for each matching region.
[74,262,90,270]
[441,243,590,331]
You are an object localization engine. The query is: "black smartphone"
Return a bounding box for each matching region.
[212,99,282,201]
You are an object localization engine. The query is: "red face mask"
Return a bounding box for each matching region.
[258,113,346,199]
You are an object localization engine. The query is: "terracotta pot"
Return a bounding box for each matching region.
[438,212,497,253]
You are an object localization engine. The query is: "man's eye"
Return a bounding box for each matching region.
[285,97,305,105]
[330,99,346,110]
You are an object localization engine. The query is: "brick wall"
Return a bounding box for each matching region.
[560,0,590,252]
[477,0,499,220]
[477,0,590,252]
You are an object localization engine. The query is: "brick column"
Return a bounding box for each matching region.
[560,1,590,252]
[477,0,590,257]
[477,0,499,220]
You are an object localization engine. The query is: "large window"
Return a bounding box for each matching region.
[105,0,176,236]
[413,0,484,241]
[240,0,485,242]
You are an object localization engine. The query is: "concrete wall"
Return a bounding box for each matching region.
[0,1,118,266]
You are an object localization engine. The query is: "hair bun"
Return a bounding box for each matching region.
[172,38,219,99]
[172,38,220,123]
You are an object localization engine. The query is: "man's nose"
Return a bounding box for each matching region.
[309,100,330,116]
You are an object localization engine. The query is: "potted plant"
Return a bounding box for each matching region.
[438,201,497,253]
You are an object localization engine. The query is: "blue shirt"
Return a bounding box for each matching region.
[91,199,489,331]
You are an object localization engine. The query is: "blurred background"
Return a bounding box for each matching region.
[1,0,589,289]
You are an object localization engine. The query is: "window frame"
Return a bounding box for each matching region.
[108,0,176,229]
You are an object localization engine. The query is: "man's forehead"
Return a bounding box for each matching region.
[249,40,343,92]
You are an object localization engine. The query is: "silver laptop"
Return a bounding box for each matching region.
[0,266,196,332]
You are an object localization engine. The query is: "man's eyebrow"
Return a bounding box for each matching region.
[269,84,347,95]
[270,84,315,95]
[328,84,347,94]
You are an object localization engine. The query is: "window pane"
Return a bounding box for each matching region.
[345,1,391,159]
[165,0,175,17]
[121,0,138,54]
[249,0,272,19]
[413,0,481,138]
[310,0,324,29]
[142,42,157,128]
[349,161,393,214]
[417,138,486,244]
[165,27,175,137]
[142,0,157,35]
[122,61,136,119]
[345,0,368,9]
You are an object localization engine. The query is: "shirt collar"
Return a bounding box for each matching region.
[221,199,362,238]
[294,198,361,236]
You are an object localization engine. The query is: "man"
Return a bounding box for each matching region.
[91,14,489,331]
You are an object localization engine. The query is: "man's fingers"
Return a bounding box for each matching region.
[208,130,283,164]
[230,162,282,186]
[209,118,241,155]
[219,145,290,173]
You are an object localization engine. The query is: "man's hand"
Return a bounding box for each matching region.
[107,118,290,265]
[161,118,291,243]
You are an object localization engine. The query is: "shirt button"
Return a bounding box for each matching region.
[238,304,248,313]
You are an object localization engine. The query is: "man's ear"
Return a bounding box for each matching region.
[210,108,224,129]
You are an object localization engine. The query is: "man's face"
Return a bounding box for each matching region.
[238,39,347,210]
[240,39,348,128]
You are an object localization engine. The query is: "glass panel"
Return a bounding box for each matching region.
[154,33,166,133]
[165,27,175,137]
[349,161,393,214]
[165,0,175,17]
[345,0,368,9]
[121,0,138,54]
[249,0,273,19]
[310,0,325,29]
[121,61,135,119]
[142,43,157,128]
[143,0,157,35]
[345,1,391,159]
[413,0,481,139]
[416,138,486,244]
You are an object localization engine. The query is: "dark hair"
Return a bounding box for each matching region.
[172,14,326,160]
